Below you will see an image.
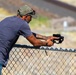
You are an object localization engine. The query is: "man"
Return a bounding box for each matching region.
[0,5,58,74]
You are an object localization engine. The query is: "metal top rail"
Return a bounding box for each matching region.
[14,44,76,53]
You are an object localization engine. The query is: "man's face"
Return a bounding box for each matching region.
[24,15,32,23]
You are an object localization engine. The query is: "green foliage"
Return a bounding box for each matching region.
[30,15,49,29]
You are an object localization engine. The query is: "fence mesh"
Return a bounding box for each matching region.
[2,44,76,75]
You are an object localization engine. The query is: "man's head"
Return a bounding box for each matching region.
[17,5,37,23]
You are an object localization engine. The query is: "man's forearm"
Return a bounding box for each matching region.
[32,32,48,40]
[26,34,54,47]
[26,34,48,46]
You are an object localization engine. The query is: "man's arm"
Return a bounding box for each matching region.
[32,32,48,40]
[32,32,58,41]
[26,34,54,47]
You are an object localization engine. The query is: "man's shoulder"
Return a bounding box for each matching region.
[7,16,26,24]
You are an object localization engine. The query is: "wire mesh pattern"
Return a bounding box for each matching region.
[2,44,76,75]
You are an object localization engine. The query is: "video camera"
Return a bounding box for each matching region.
[53,34,64,44]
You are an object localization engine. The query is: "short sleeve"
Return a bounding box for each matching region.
[19,22,32,37]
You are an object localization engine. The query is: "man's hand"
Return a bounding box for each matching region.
[47,36,59,41]
[47,34,64,44]
[46,38,54,46]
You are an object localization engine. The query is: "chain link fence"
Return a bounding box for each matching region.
[2,44,76,75]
